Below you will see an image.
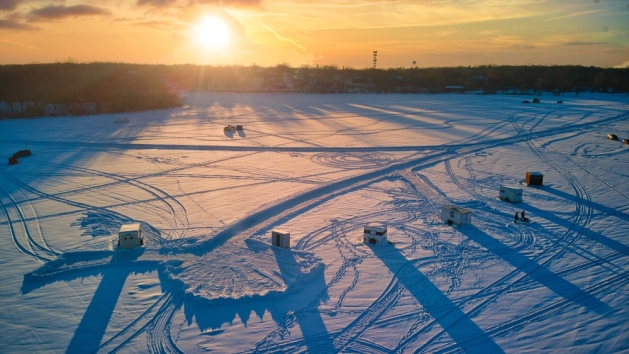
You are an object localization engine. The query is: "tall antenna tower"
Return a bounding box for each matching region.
[373,51,378,68]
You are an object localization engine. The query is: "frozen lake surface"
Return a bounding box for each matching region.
[1,92,629,353]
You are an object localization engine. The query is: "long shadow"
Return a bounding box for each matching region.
[64,248,151,354]
[459,226,611,315]
[185,299,267,333]
[183,243,331,353]
[371,245,504,353]
[542,186,629,221]
[271,246,333,352]
[526,204,629,257]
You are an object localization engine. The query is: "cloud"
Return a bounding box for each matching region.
[137,0,177,7]
[544,9,601,21]
[260,23,308,53]
[190,0,262,7]
[0,0,21,11]
[134,20,179,31]
[28,5,110,21]
[137,0,261,8]
[0,18,38,30]
[564,41,607,46]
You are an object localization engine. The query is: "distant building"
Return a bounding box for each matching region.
[441,205,472,226]
[445,86,464,93]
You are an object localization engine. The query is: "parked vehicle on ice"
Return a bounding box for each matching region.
[13,149,32,158]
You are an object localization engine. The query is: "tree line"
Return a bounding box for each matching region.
[0,63,183,118]
[1,62,627,118]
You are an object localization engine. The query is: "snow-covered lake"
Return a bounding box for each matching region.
[1,92,628,353]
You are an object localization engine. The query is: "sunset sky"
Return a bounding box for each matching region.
[1,0,628,68]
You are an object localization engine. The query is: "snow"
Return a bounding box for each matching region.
[1,92,629,353]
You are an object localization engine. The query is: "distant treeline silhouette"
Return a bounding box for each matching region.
[0,63,183,118]
[1,62,628,118]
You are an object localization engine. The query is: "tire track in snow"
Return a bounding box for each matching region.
[0,187,43,261]
[541,142,629,202]
[431,268,629,353]
[0,168,166,247]
[297,209,416,252]
[255,258,409,354]
[94,288,179,353]
[364,247,625,335]
[33,161,190,240]
[0,181,58,261]
[382,113,597,352]
[401,111,599,353]
[329,280,404,353]
[145,290,185,354]
[9,182,60,256]
[251,252,363,353]
[330,220,362,310]
[458,120,513,145]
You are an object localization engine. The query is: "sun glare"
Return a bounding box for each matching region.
[193,17,231,50]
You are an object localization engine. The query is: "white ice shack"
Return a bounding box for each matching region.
[499,185,523,203]
[441,205,472,226]
[118,223,143,249]
[363,222,388,245]
[271,230,290,249]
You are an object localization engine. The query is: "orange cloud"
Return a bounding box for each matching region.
[28,5,111,21]
[0,18,38,30]
[0,0,21,11]
[137,0,178,8]
[137,0,262,9]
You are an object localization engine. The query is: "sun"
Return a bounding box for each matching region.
[192,17,231,50]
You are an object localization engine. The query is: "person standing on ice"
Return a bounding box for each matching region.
[521,210,527,222]
[514,212,519,223]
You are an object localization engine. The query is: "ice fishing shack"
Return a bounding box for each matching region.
[271,230,290,249]
[525,171,543,186]
[363,222,388,245]
[499,185,523,203]
[118,223,143,249]
[441,205,472,226]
